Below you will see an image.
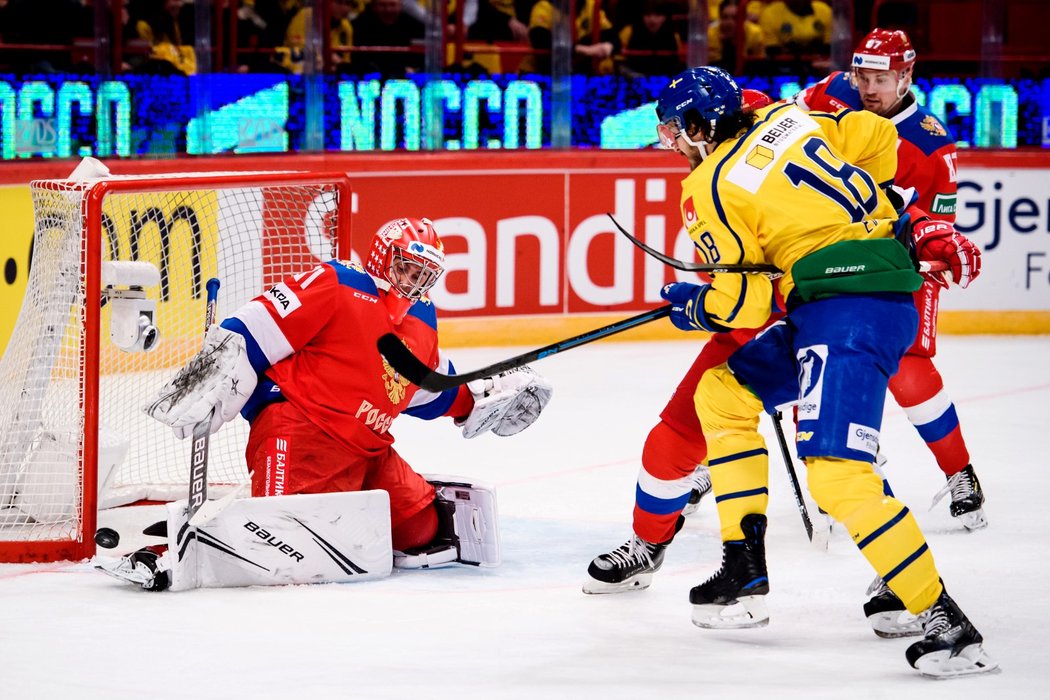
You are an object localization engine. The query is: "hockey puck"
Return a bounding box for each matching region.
[94,527,120,549]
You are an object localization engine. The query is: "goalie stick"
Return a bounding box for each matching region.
[607,213,949,275]
[186,278,221,523]
[377,305,671,392]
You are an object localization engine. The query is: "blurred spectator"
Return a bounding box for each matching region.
[707,0,764,70]
[276,0,356,74]
[133,0,197,75]
[522,0,621,76]
[0,0,92,73]
[350,0,424,78]
[758,0,830,56]
[618,0,682,78]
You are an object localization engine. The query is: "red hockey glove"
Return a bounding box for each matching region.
[912,218,982,289]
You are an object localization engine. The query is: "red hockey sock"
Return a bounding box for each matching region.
[391,501,439,551]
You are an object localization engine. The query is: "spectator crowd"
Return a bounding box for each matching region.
[0,0,851,78]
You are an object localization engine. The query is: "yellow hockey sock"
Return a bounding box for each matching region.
[807,456,942,613]
[697,365,769,541]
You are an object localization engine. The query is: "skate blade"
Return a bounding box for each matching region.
[915,644,1000,679]
[956,509,988,531]
[94,557,151,587]
[868,610,923,639]
[582,572,653,595]
[691,595,769,629]
[682,501,700,517]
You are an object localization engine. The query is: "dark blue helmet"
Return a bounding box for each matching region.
[655,67,743,141]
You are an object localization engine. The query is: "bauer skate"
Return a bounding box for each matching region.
[906,586,998,679]
[681,466,712,517]
[95,547,171,592]
[583,535,667,594]
[690,513,769,629]
[931,465,987,531]
[863,576,923,638]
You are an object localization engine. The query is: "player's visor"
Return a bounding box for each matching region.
[657,122,681,149]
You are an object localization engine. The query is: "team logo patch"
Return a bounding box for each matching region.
[266,282,301,318]
[931,193,957,215]
[682,198,698,227]
[746,145,774,170]
[920,115,947,137]
[796,344,828,421]
[382,350,412,405]
[846,423,880,456]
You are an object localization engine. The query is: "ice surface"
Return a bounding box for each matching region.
[2,335,1047,699]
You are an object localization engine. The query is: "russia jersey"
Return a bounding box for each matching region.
[797,72,959,222]
[220,260,461,458]
[680,103,900,329]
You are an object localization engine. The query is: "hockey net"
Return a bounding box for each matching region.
[0,170,350,562]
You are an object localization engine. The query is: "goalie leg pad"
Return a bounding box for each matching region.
[394,476,500,569]
[98,491,393,591]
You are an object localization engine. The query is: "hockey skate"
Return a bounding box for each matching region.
[690,513,769,629]
[95,547,171,592]
[905,586,998,679]
[583,535,667,594]
[863,576,923,638]
[681,466,712,517]
[931,465,987,531]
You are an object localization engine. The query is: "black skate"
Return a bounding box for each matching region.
[95,547,171,592]
[583,535,666,594]
[689,513,769,629]
[931,465,987,531]
[905,587,998,678]
[681,466,712,517]
[863,576,923,638]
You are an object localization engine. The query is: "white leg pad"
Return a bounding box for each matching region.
[161,491,392,591]
[394,475,500,569]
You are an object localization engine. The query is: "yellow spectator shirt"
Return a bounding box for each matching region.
[679,104,900,328]
[758,0,831,48]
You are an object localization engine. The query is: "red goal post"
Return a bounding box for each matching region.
[0,170,352,563]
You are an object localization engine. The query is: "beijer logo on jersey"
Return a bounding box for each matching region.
[266,282,302,318]
[759,116,803,146]
[825,264,866,274]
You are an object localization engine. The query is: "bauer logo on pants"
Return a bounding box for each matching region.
[796,344,828,421]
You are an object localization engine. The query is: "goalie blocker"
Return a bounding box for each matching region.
[96,476,500,591]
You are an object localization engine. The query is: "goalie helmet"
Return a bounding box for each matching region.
[365,217,445,324]
[655,66,742,154]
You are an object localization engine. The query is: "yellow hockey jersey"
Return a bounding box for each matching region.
[679,103,900,329]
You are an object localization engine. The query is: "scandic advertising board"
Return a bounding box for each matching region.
[0,150,1047,358]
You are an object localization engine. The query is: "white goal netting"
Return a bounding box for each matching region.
[0,170,348,561]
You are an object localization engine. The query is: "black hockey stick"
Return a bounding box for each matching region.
[377,305,672,392]
[608,213,949,276]
[187,277,221,523]
[607,213,781,274]
[771,410,814,543]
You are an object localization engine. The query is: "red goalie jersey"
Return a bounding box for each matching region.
[796,71,959,223]
[220,260,463,458]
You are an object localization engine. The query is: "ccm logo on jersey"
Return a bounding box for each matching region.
[266,283,302,318]
[243,521,305,562]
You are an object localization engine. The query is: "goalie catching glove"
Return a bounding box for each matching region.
[458,366,552,439]
[144,325,258,438]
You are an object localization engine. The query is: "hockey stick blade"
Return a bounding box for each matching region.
[607,213,780,274]
[378,305,672,392]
